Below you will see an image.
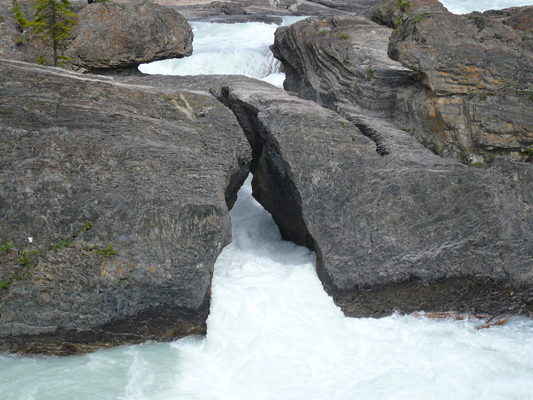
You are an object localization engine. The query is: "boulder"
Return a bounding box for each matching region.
[0,60,251,354]
[272,3,533,156]
[271,16,418,124]
[128,74,533,319]
[64,2,193,74]
[0,2,193,74]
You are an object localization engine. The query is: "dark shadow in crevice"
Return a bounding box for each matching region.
[213,85,317,253]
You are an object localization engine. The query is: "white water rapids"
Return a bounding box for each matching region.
[2,1,533,399]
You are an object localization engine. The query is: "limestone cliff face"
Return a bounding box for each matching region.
[272,2,533,156]
[0,61,250,354]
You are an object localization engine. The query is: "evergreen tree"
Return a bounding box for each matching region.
[11,0,30,30]
[29,0,77,67]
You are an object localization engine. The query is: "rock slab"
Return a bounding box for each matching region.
[0,61,250,354]
[131,74,533,318]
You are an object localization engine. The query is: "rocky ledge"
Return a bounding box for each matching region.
[1,59,532,354]
[271,1,533,158]
[0,60,250,354]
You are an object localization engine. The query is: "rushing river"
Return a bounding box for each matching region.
[3,1,533,399]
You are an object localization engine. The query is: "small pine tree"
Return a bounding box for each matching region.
[11,0,30,29]
[395,0,411,26]
[29,0,77,67]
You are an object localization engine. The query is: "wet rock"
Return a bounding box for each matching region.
[0,60,251,354]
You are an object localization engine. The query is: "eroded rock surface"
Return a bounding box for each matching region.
[387,2,533,152]
[272,3,533,156]
[0,2,193,75]
[128,74,533,318]
[64,2,193,74]
[0,61,251,354]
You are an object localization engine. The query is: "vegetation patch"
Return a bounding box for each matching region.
[53,239,73,251]
[516,91,533,102]
[411,13,429,24]
[366,67,374,81]
[395,0,411,26]
[521,145,533,161]
[312,29,326,36]
[85,244,118,258]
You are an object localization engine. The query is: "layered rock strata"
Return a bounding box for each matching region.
[2,59,533,355]
[0,60,251,354]
[272,3,533,156]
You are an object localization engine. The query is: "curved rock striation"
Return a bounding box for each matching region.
[0,60,251,354]
[271,16,418,125]
[272,3,533,157]
[129,74,533,318]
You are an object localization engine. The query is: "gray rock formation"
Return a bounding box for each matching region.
[130,74,533,319]
[165,0,391,22]
[64,2,193,74]
[0,60,250,354]
[272,3,533,157]
[0,2,193,75]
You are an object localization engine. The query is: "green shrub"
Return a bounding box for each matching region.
[19,250,33,266]
[11,0,29,29]
[85,243,118,258]
[459,149,470,164]
[53,239,72,251]
[429,138,443,155]
[366,67,374,81]
[96,244,117,258]
[36,55,48,65]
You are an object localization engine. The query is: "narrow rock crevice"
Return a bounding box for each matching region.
[214,86,317,252]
